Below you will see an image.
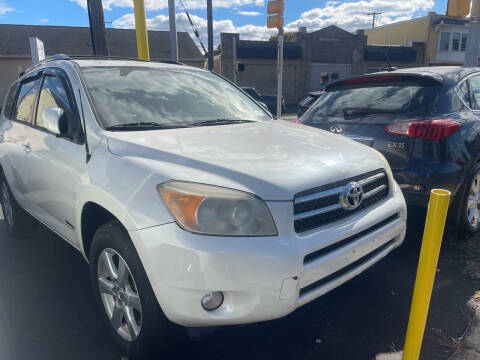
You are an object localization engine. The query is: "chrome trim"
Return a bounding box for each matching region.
[294,186,344,204]
[293,171,388,229]
[293,203,342,221]
[363,184,387,199]
[359,172,385,186]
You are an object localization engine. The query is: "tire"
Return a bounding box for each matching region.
[0,172,36,236]
[457,163,480,238]
[89,220,174,359]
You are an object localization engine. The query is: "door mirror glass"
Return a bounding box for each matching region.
[42,107,65,135]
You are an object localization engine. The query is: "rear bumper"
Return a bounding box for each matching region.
[129,183,406,327]
[393,161,467,208]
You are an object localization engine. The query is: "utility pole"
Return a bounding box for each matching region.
[232,36,237,84]
[168,0,178,62]
[465,0,480,67]
[267,0,284,117]
[133,0,150,60]
[276,28,284,118]
[87,0,109,56]
[207,0,214,70]
[367,11,381,29]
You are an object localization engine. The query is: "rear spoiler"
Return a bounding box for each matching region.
[326,72,444,91]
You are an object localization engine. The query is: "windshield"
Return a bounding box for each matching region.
[80,66,271,128]
[302,79,440,123]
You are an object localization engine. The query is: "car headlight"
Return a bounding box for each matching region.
[158,181,278,236]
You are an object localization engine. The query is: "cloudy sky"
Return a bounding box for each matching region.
[1,0,446,48]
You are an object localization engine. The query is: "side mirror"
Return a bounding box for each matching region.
[42,107,66,135]
[258,102,269,113]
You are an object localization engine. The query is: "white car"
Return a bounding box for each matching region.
[0,55,406,358]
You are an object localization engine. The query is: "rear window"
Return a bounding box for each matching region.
[302,76,441,122]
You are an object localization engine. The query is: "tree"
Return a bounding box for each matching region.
[269,32,297,42]
[214,44,222,56]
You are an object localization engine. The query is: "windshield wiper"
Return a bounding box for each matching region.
[188,119,256,127]
[342,107,396,117]
[105,122,186,131]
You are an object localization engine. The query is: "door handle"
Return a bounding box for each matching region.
[23,144,32,154]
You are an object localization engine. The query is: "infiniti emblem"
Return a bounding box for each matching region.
[340,182,363,210]
[330,125,343,133]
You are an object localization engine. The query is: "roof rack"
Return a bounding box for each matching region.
[68,54,183,66]
[18,53,183,78]
[18,54,71,78]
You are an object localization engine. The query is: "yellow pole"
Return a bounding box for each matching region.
[403,189,451,360]
[133,0,150,60]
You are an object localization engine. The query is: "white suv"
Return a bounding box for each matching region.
[0,55,406,358]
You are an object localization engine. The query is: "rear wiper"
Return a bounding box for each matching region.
[342,107,396,117]
[105,122,186,131]
[189,119,256,127]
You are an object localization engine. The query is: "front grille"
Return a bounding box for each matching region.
[294,169,389,233]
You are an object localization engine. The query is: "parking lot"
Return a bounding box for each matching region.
[0,208,478,360]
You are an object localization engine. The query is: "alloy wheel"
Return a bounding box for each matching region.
[467,172,480,230]
[1,181,13,227]
[97,248,142,342]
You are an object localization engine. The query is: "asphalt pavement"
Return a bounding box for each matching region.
[0,209,478,360]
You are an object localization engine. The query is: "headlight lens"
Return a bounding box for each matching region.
[158,181,278,236]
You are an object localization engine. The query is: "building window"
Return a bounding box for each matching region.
[461,33,468,51]
[452,32,461,51]
[439,32,450,51]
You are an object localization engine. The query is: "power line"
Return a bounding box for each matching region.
[178,0,208,55]
[367,11,382,28]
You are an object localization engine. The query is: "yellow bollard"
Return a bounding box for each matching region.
[133,0,150,61]
[403,189,451,360]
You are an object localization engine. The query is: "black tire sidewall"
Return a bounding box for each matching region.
[0,173,33,235]
[89,220,170,359]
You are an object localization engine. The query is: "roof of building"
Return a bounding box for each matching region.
[365,45,417,62]
[0,24,204,61]
[237,41,302,60]
[432,17,469,26]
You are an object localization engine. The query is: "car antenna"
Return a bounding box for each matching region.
[384,51,397,72]
[78,88,91,163]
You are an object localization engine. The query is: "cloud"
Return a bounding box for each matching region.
[38,18,49,23]
[285,0,435,32]
[113,12,276,48]
[111,0,434,52]
[0,1,14,16]
[71,0,263,11]
[238,11,262,16]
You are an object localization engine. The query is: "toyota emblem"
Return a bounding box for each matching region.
[340,182,363,210]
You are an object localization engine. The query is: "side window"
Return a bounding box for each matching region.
[3,82,19,120]
[36,72,80,140]
[468,75,480,110]
[457,79,471,108]
[15,77,42,123]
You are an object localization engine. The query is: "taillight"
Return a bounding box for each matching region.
[292,118,303,124]
[384,119,460,140]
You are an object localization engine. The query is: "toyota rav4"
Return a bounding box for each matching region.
[0,55,406,359]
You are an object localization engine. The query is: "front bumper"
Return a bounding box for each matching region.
[129,183,406,327]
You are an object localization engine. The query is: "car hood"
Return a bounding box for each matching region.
[106,120,385,200]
